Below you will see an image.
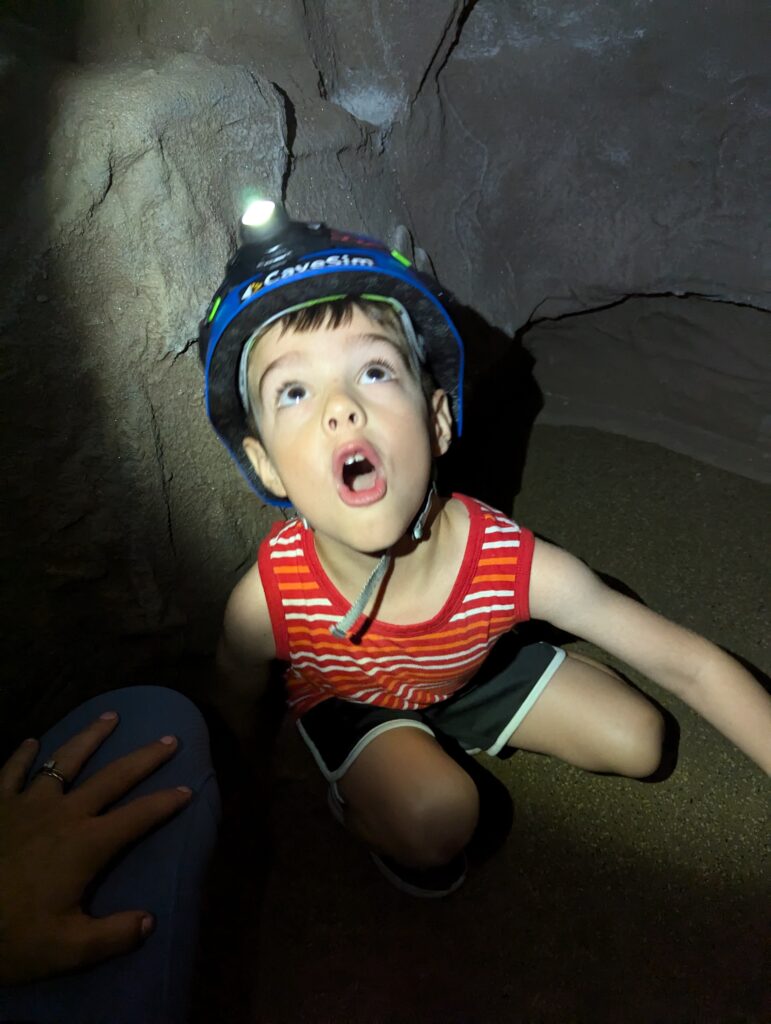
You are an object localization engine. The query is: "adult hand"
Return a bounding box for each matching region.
[0,711,193,986]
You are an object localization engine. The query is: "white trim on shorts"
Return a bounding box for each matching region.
[297,717,434,783]
[475,646,566,757]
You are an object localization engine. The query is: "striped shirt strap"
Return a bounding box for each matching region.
[257,519,294,661]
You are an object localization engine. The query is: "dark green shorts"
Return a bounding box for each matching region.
[296,639,565,782]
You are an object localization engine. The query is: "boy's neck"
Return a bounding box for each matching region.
[312,530,391,594]
[310,495,467,623]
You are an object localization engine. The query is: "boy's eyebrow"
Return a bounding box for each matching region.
[257,351,301,404]
[355,332,409,358]
[256,332,409,404]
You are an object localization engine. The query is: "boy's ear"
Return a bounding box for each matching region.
[242,436,288,498]
[430,389,452,456]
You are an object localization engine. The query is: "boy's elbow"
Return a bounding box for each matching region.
[212,649,270,738]
[663,636,739,704]
[215,635,268,697]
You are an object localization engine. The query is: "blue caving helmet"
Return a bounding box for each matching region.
[198,202,466,506]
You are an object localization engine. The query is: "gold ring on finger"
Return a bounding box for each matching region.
[36,759,69,787]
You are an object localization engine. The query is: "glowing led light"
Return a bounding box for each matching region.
[241,200,277,227]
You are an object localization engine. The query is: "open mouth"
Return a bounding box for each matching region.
[334,442,387,507]
[343,453,378,493]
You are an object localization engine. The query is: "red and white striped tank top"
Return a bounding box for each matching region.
[258,494,535,718]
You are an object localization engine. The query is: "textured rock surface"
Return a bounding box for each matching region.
[1,50,291,720]
[396,0,771,322]
[526,295,771,480]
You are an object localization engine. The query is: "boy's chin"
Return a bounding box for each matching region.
[295,487,434,555]
[353,513,430,557]
[310,513,418,558]
[349,525,409,557]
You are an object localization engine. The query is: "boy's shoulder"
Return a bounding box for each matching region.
[451,493,532,546]
[454,492,521,523]
[222,558,276,661]
[256,514,303,551]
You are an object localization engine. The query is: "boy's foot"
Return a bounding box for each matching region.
[370,850,467,899]
[327,785,466,898]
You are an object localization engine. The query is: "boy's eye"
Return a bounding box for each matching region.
[276,382,307,407]
[360,360,396,384]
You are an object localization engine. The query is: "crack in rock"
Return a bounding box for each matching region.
[413,0,481,104]
[270,81,297,204]
[526,289,771,329]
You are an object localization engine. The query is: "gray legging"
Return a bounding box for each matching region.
[0,686,221,1024]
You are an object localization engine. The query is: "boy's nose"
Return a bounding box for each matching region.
[323,389,365,432]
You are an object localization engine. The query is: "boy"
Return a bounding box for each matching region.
[199,203,770,896]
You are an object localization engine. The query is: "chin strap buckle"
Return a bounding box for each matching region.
[411,481,436,541]
[329,551,391,640]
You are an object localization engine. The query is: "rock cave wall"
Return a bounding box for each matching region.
[1,0,768,734]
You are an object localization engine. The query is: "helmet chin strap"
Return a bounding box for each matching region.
[328,482,436,641]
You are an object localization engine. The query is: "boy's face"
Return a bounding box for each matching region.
[242,306,452,555]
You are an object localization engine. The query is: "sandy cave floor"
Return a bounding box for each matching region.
[189,424,770,1024]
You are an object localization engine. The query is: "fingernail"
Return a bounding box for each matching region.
[23,737,38,746]
[140,915,155,937]
[160,735,177,745]
[99,711,118,721]
[176,786,193,796]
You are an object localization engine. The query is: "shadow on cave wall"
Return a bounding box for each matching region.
[0,3,93,752]
[438,303,543,511]
[0,3,240,753]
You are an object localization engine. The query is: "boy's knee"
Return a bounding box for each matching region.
[620,703,665,778]
[395,774,479,867]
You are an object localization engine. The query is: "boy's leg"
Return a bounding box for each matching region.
[506,652,665,776]
[337,725,479,869]
[299,699,478,877]
[0,685,220,1024]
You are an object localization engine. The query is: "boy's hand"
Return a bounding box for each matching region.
[0,714,192,986]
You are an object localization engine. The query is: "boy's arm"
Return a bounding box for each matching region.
[529,538,771,773]
[214,562,277,749]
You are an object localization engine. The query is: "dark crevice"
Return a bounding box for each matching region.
[169,337,198,363]
[300,0,329,99]
[246,71,295,204]
[102,153,114,201]
[86,151,113,219]
[434,0,481,84]
[270,81,296,205]
[413,0,480,103]
[315,68,329,101]
[247,72,268,105]
[524,289,771,334]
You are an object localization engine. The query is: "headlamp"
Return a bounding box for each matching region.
[241,199,276,227]
[239,199,289,245]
